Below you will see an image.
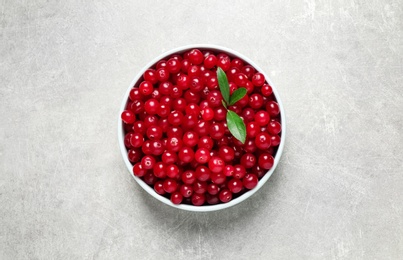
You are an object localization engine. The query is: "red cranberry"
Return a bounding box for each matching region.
[210,123,225,140]
[266,101,280,116]
[240,153,257,168]
[241,65,255,79]
[163,179,178,193]
[146,126,163,140]
[121,110,135,124]
[204,54,217,69]
[133,163,146,177]
[141,155,156,170]
[181,170,196,184]
[156,68,170,82]
[223,165,235,177]
[233,165,246,179]
[154,181,165,195]
[267,121,282,135]
[208,156,225,173]
[143,69,158,84]
[218,189,232,203]
[218,146,235,162]
[252,72,265,87]
[210,172,226,185]
[188,49,204,65]
[246,121,259,138]
[195,148,210,164]
[178,147,195,163]
[217,56,231,71]
[162,151,177,164]
[180,184,193,198]
[130,133,144,148]
[167,58,181,74]
[255,132,272,150]
[243,174,258,189]
[231,58,244,69]
[198,136,214,150]
[128,148,142,163]
[271,135,281,146]
[191,193,205,206]
[254,111,270,126]
[170,192,183,204]
[258,153,274,170]
[227,178,243,193]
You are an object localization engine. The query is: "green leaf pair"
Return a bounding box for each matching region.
[217,67,247,144]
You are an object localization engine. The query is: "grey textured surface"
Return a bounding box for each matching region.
[1,0,403,259]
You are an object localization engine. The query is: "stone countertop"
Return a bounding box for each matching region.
[1,1,402,259]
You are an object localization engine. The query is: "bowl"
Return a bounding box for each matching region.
[118,44,286,212]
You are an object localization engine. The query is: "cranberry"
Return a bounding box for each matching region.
[188,65,201,77]
[154,181,165,195]
[266,101,280,116]
[208,156,225,173]
[146,126,163,140]
[201,107,214,121]
[190,76,203,92]
[193,181,207,194]
[195,165,211,181]
[185,103,201,116]
[166,136,182,152]
[129,88,142,101]
[171,192,183,204]
[249,94,264,109]
[180,184,193,198]
[181,59,191,73]
[261,84,273,97]
[130,133,144,148]
[163,179,178,193]
[223,165,235,177]
[159,82,172,95]
[258,153,274,170]
[252,165,266,179]
[243,174,258,189]
[198,136,214,150]
[218,189,232,203]
[217,56,231,71]
[162,151,177,164]
[143,69,158,84]
[141,140,152,154]
[218,146,235,162]
[241,65,255,79]
[182,114,198,130]
[254,111,270,126]
[188,49,204,65]
[167,126,183,138]
[184,90,200,104]
[178,147,194,163]
[204,54,217,69]
[252,72,265,87]
[233,165,246,179]
[206,76,218,89]
[121,110,135,124]
[214,107,227,121]
[143,172,157,185]
[271,135,281,146]
[194,148,210,164]
[141,155,156,170]
[177,74,190,90]
[240,153,257,168]
[157,104,170,118]
[231,58,244,69]
[128,148,142,163]
[246,121,259,138]
[156,68,170,82]
[156,60,167,69]
[210,172,226,185]
[194,120,210,136]
[183,131,198,147]
[207,183,220,195]
[267,121,282,135]
[227,178,243,193]
[191,193,205,206]
[210,123,225,139]
[233,73,248,87]
[167,58,181,74]
[182,170,196,184]
[133,163,146,177]
[143,115,158,128]
[255,132,271,150]
[168,111,184,126]
[243,138,257,153]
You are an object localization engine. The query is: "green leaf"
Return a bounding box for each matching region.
[217,67,230,104]
[221,100,227,109]
[229,88,247,106]
[226,110,246,144]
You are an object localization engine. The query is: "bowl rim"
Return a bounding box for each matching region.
[118,44,286,212]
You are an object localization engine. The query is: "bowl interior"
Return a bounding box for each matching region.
[118,44,286,212]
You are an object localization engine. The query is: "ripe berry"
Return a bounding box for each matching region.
[223,165,235,177]
[204,54,217,69]
[128,148,142,162]
[193,181,207,194]
[188,49,204,65]
[249,94,264,109]
[154,181,165,195]
[183,131,198,147]
[196,165,211,181]
[240,153,257,169]
[146,126,163,140]
[141,155,156,170]
[267,121,282,135]
[266,101,280,116]
[139,81,153,95]
[246,121,259,138]
[198,136,214,150]
[210,172,226,185]
[143,172,157,185]
[255,132,271,150]
[219,189,232,203]
[190,76,203,92]
[217,56,231,71]
[207,183,220,195]
[178,147,195,163]
[218,146,235,162]
[201,107,214,121]
[206,194,220,205]
[170,192,183,204]
[271,135,281,146]
[121,110,135,124]
[162,151,177,164]
[156,68,170,82]
[227,178,243,193]
[206,90,223,107]
[191,193,205,206]
[233,73,248,87]
[180,184,193,198]
[166,136,182,152]
[208,156,225,173]
[177,74,190,90]
[252,72,265,87]
[233,165,246,179]
[143,69,158,84]
[130,133,144,148]
[194,148,210,164]
[163,179,178,193]
[210,123,225,140]
[243,174,258,189]
[258,153,274,170]
[168,111,184,126]
[167,58,181,74]
[182,170,196,184]
[129,88,142,101]
[254,111,270,126]
[241,65,255,79]
[133,163,146,177]
[231,58,244,69]
[261,84,273,97]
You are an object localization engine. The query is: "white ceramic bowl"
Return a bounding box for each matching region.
[118,44,286,212]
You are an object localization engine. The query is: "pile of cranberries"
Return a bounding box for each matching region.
[121,48,282,206]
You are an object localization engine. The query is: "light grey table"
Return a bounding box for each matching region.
[1,1,402,259]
